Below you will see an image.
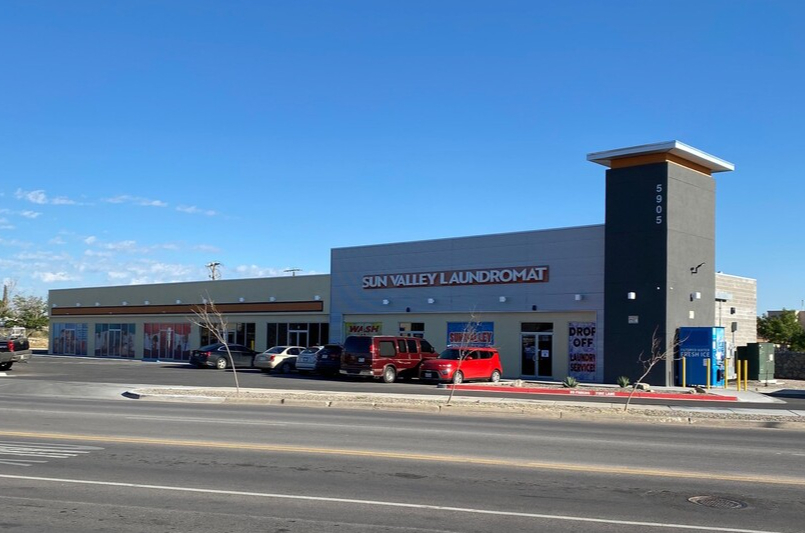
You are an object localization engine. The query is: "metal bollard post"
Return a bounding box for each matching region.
[743,359,749,391]
[706,363,711,389]
[682,357,686,388]
[736,360,741,391]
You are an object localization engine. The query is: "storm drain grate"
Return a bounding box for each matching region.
[688,496,748,510]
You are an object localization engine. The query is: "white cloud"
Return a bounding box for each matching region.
[103,195,168,208]
[84,236,97,245]
[177,205,217,216]
[101,240,139,252]
[49,236,66,245]
[107,271,129,279]
[15,188,77,205]
[233,265,285,278]
[21,210,41,219]
[33,271,78,283]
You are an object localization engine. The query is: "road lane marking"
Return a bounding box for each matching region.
[0,429,803,487]
[0,473,785,533]
[0,441,103,467]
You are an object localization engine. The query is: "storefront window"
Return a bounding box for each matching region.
[51,323,88,356]
[200,322,256,349]
[399,322,425,338]
[94,323,136,358]
[144,323,192,360]
[266,323,329,348]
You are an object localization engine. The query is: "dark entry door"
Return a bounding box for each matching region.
[520,334,537,376]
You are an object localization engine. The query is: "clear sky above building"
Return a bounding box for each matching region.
[1,0,802,315]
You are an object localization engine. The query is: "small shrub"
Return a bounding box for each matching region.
[616,376,631,388]
[562,376,579,388]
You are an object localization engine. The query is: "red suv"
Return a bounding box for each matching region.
[340,335,438,383]
[419,346,503,384]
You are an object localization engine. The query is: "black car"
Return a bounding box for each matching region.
[189,343,258,369]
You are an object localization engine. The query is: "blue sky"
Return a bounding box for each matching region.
[1,0,803,315]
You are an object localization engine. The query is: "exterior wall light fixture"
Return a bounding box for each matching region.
[122,301,128,306]
[314,295,321,301]
[238,297,245,302]
[269,296,276,302]
[144,300,150,305]
[574,294,584,301]
[499,296,507,303]
[382,299,390,305]
[175,299,182,304]
[75,303,81,307]
[95,302,100,307]
[627,292,637,300]
[427,298,435,304]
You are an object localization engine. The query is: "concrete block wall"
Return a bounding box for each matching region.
[715,273,757,348]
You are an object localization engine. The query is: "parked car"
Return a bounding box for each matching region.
[339,335,438,383]
[189,343,258,370]
[419,346,503,384]
[295,344,343,375]
[253,345,305,373]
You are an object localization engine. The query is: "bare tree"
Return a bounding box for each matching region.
[446,312,482,405]
[624,327,682,411]
[187,294,240,393]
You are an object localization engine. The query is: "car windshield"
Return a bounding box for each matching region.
[300,348,319,355]
[437,349,463,360]
[266,346,287,354]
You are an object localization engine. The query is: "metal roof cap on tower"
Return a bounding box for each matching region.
[587,141,735,173]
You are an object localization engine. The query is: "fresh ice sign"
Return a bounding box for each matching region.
[568,322,597,381]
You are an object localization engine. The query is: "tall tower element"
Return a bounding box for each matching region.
[588,141,734,385]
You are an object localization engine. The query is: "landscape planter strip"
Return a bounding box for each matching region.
[447,385,739,402]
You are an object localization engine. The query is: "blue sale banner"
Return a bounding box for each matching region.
[446,322,494,346]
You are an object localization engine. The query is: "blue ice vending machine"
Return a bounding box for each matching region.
[678,327,726,387]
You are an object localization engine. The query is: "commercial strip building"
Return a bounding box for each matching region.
[48,141,758,385]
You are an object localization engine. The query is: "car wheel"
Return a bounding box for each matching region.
[490,369,501,383]
[279,361,291,374]
[452,371,464,385]
[0,362,12,371]
[215,358,227,370]
[382,365,396,383]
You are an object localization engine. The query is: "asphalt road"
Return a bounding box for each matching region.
[0,357,804,532]
[6,355,805,410]
[0,394,804,533]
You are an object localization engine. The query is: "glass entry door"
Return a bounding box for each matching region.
[521,334,537,376]
[536,333,553,377]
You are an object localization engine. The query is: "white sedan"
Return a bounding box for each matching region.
[253,346,305,374]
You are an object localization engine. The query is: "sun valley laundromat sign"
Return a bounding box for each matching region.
[362,266,549,289]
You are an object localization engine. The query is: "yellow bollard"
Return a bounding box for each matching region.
[706,363,711,389]
[736,359,741,391]
[682,357,686,388]
[744,359,749,391]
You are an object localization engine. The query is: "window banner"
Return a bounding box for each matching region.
[344,322,383,336]
[568,322,597,382]
[446,322,494,347]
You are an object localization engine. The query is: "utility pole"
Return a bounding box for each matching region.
[206,262,222,280]
[284,268,301,277]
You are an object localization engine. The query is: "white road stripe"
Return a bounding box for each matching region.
[0,441,102,466]
[0,473,783,533]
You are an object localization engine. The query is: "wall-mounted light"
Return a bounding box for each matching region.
[238,297,245,302]
[52,304,57,308]
[144,300,150,305]
[94,302,100,307]
[690,292,702,302]
[427,298,435,304]
[405,307,411,313]
[627,292,636,300]
[314,295,321,301]
[122,301,128,306]
[499,296,507,303]
[574,294,584,301]
[382,299,390,305]
[175,299,182,304]
[201,298,207,304]
[75,303,81,307]
[269,296,276,302]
